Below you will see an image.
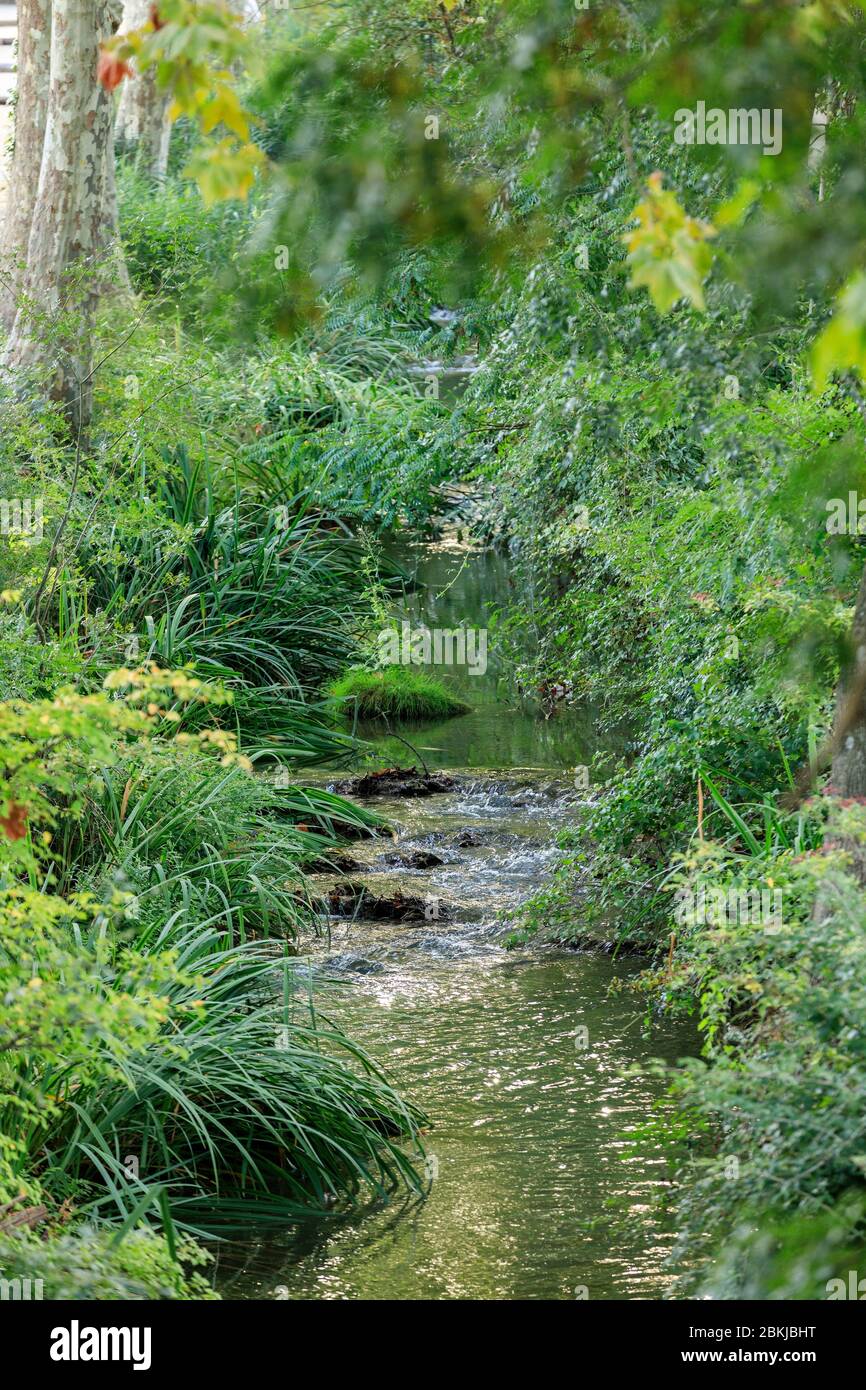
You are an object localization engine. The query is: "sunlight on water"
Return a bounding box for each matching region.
[217,773,695,1301]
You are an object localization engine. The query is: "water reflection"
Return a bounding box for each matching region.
[360,540,612,771]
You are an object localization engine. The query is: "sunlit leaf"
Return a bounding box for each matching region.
[623,172,716,314]
[184,138,266,206]
[812,273,866,391]
[200,82,250,141]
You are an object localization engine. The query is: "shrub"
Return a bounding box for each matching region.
[0,1226,217,1301]
[651,803,866,1295]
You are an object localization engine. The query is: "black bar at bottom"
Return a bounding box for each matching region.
[0,1296,860,1375]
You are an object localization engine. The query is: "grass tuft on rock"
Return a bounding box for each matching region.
[330,668,471,723]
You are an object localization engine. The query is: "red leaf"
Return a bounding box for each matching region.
[97,49,131,92]
[1,803,28,841]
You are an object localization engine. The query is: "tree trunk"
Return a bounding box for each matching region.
[0,0,52,331]
[114,0,171,179]
[829,561,866,797]
[97,111,132,297]
[808,106,828,202]
[4,0,121,432]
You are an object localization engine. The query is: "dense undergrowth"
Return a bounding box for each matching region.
[453,155,866,1291]
[0,124,437,1293]
[146,12,866,1298]
[4,0,866,1301]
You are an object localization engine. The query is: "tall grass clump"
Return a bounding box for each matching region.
[53,747,384,938]
[25,919,425,1237]
[57,447,389,766]
[330,667,471,723]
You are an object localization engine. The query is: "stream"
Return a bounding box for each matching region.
[218,540,695,1300]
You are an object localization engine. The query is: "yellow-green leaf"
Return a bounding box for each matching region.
[714,178,760,230]
[623,171,716,314]
[811,272,866,391]
[200,82,250,142]
[183,138,266,206]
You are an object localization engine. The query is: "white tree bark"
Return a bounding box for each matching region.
[0,0,52,330]
[5,0,122,429]
[98,105,132,298]
[808,105,829,202]
[114,0,171,179]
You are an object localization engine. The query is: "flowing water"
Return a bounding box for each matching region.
[219,540,695,1300]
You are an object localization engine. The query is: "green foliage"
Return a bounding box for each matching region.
[1,901,423,1245]
[0,666,239,876]
[81,458,363,693]
[690,1194,866,1302]
[0,885,178,1208]
[649,804,866,1295]
[0,446,423,1285]
[117,165,254,327]
[38,917,424,1236]
[0,712,424,1242]
[0,1226,217,1300]
[62,745,381,936]
[813,272,866,391]
[44,437,383,765]
[623,172,716,314]
[109,0,263,206]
